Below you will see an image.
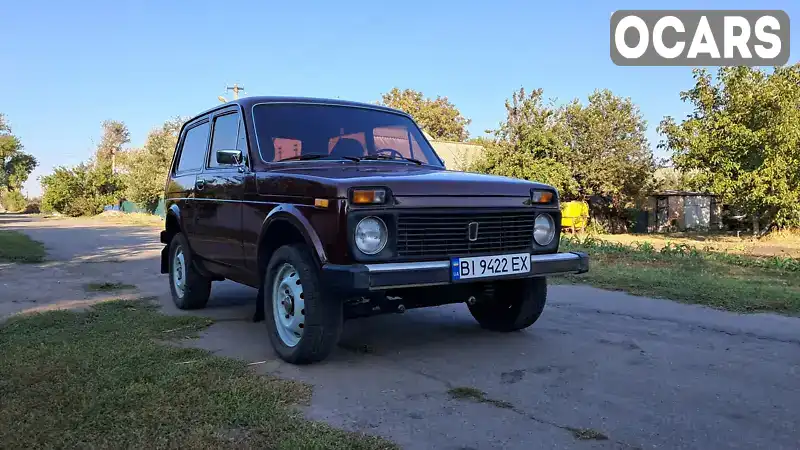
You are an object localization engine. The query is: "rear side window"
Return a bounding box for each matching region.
[176,122,209,172]
[208,113,240,168]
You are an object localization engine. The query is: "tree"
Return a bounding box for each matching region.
[659,66,800,230]
[494,88,569,160]
[119,117,185,209]
[561,89,655,208]
[0,114,38,193]
[96,120,130,173]
[466,89,578,197]
[653,167,700,192]
[40,120,128,216]
[467,138,579,198]
[379,88,471,141]
[467,87,655,231]
[41,162,124,216]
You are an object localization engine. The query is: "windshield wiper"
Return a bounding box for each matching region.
[362,154,423,165]
[278,153,361,162]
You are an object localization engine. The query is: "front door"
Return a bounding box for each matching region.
[193,108,246,268]
[171,119,211,247]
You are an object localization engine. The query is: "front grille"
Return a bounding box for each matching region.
[396,211,535,259]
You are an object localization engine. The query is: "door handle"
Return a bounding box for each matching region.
[195,179,206,191]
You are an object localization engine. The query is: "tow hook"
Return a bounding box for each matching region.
[466,295,477,306]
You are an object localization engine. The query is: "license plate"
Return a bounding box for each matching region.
[451,253,531,281]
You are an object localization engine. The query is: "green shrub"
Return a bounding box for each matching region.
[41,162,124,217]
[22,198,40,214]
[1,190,27,212]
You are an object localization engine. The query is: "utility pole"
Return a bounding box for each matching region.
[227,84,244,100]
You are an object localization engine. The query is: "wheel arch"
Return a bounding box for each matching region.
[257,205,327,278]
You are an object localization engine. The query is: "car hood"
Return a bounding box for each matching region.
[262,162,553,198]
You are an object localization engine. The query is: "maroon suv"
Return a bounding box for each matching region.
[160,96,588,364]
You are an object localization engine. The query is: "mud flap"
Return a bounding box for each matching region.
[253,283,265,322]
[160,246,169,274]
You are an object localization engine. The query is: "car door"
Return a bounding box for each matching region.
[192,107,246,268]
[171,118,211,249]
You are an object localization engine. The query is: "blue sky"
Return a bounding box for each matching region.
[2,0,798,196]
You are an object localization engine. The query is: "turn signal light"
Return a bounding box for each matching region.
[531,190,554,204]
[352,188,387,205]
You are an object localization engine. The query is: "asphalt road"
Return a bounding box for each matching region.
[2,214,799,449]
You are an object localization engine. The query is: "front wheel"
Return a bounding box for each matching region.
[263,244,342,364]
[168,233,211,310]
[468,277,547,331]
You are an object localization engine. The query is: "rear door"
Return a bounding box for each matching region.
[192,107,246,268]
[171,118,211,248]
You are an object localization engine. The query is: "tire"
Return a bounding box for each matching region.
[468,277,547,332]
[168,233,212,310]
[263,244,343,364]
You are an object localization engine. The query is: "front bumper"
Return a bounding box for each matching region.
[322,252,589,293]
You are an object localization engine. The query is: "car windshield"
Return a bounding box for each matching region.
[252,103,443,167]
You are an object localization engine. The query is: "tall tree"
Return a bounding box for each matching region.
[0,114,38,193]
[96,120,130,173]
[468,87,655,231]
[467,88,578,198]
[119,117,185,208]
[380,88,471,141]
[494,88,569,160]
[659,66,800,230]
[561,89,655,208]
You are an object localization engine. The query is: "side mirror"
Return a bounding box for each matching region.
[216,149,243,166]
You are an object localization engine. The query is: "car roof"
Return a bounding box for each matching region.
[187,96,411,123]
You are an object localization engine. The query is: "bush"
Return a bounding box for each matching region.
[41,162,124,217]
[1,190,27,212]
[22,198,40,214]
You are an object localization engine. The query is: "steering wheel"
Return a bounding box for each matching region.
[372,148,404,159]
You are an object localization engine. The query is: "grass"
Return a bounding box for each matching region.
[84,282,137,292]
[0,300,395,449]
[0,230,45,263]
[447,386,514,409]
[564,427,609,441]
[44,212,163,228]
[560,235,800,314]
[95,212,163,227]
[598,230,800,258]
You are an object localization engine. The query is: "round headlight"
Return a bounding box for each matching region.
[355,217,388,255]
[533,214,555,246]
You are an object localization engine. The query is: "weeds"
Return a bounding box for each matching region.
[559,234,800,314]
[561,235,800,272]
[84,282,137,292]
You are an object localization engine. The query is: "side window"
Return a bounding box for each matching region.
[176,121,210,172]
[208,113,240,168]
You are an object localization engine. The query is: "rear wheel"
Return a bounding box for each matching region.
[468,277,547,331]
[168,233,211,310]
[264,244,342,364]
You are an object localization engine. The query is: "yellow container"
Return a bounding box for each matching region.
[561,201,589,229]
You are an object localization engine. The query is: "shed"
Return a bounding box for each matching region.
[647,191,721,232]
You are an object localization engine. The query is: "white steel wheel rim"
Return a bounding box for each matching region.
[272,263,306,348]
[173,247,186,298]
